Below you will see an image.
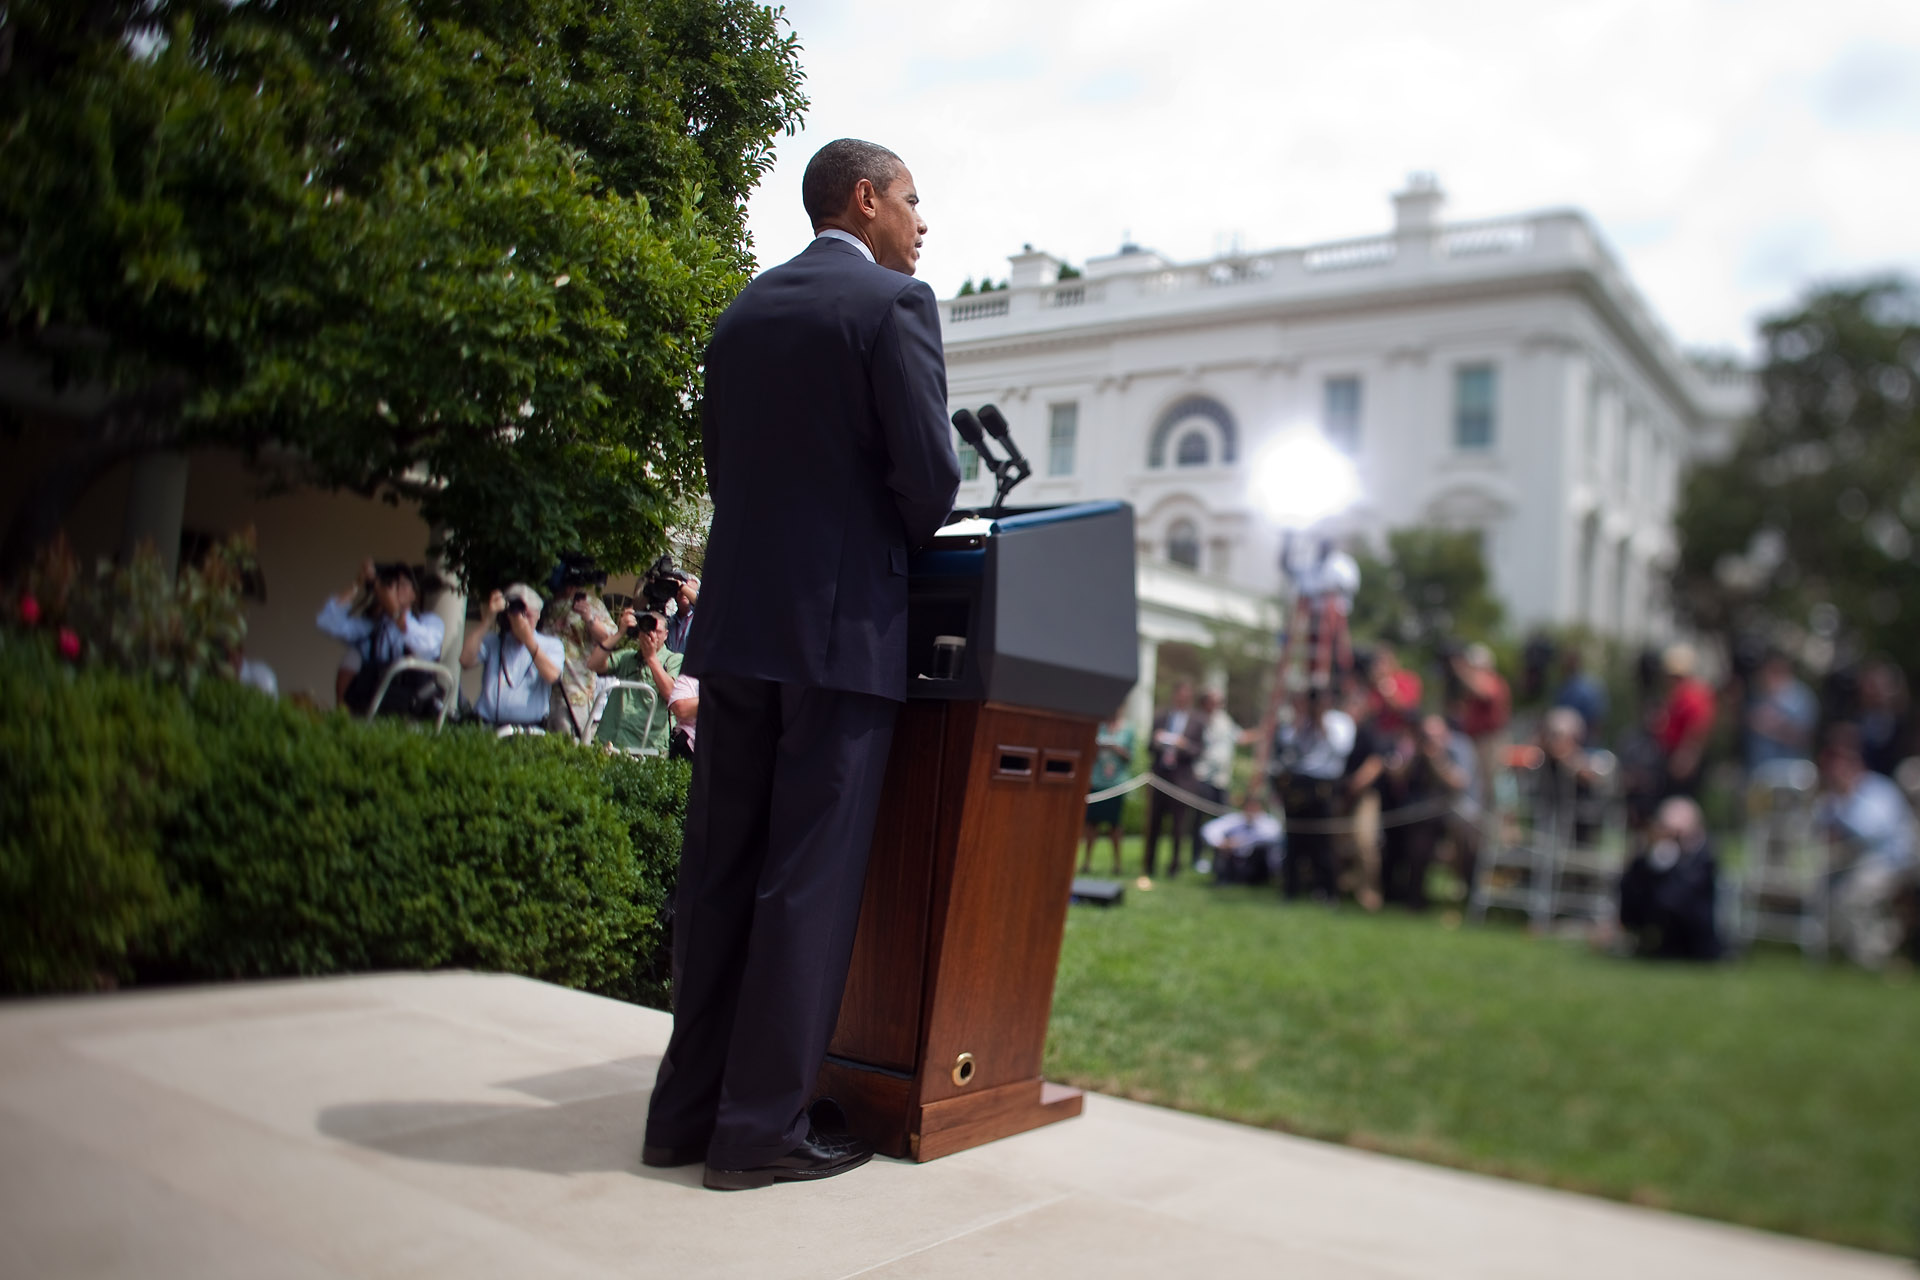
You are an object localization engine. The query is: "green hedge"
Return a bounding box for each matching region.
[0,639,686,1003]
[0,643,205,991]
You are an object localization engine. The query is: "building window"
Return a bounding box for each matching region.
[956,433,980,482]
[1147,395,1237,468]
[1454,365,1496,450]
[1048,402,1078,477]
[1324,376,1361,453]
[1166,519,1201,569]
[1175,429,1211,467]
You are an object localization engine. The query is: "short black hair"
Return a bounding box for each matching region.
[802,139,905,226]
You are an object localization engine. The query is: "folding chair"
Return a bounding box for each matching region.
[364,657,458,733]
[596,678,665,757]
[1547,749,1626,926]
[1733,758,1827,959]
[1470,750,1555,927]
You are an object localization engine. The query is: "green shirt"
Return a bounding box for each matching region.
[595,647,683,753]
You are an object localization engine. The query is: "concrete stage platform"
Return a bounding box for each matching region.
[0,972,1899,1279]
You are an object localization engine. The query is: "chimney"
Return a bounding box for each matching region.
[1393,172,1446,236]
[1007,247,1064,288]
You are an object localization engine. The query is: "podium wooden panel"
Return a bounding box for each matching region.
[817,698,1095,1160]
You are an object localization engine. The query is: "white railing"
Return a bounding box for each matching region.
[1206,258,1276,287]
[1439,220,1534,258]
[1047,284,1087,308]
[950,295,1009,322]
[1302,237,1396,272]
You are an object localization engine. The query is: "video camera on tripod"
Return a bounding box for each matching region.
[627,554,691,638]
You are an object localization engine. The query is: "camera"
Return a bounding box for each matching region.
[626,611,662,640]
[640,554,689,611]
[497,595,531,636]
[549,552,609,599]
[373,561,414,585]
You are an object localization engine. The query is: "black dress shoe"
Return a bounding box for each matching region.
[641,1140,708,1168]
[703,1126,873,1191]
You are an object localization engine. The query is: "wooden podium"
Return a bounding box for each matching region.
[816,503,1138,1161]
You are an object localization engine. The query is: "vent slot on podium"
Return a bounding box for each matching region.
[994,746,1036,781]
[1040,750,1081,784]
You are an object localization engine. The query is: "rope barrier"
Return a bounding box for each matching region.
[1084,771,1470,834]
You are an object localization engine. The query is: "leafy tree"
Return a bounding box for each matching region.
[1349,527,1504,667]
[0,0,806,587]
[1673,277,1920,674]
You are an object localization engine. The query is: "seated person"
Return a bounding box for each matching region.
[1816,724,1918,969]
[317,558,445,714]
[592,609,682,754]
[1200,793,1282,886]
[460,584,564,731]
[1617,796,1720,960]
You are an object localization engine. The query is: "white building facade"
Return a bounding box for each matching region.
[938,178,1754,721]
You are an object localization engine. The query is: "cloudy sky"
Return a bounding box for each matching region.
[741,0,1920,356]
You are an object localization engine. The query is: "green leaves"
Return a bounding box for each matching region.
[1,0,807,586]
[1674,278,1920,667]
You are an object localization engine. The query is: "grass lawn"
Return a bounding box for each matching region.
[1044,835,1920,1256]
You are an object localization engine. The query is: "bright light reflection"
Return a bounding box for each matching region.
[1249,428,1361,527]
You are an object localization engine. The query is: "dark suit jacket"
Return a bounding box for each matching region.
[684,237,961,700]
[1150,709,1202,781]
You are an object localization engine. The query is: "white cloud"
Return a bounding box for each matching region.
[746,0,1920,353]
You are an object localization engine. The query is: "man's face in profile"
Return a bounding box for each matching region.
[868,169,925,275]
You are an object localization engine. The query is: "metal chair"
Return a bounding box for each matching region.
[1546,749,1626,926]
[595,678,664,757]
[1470,750,1555,928]
[1732,757,1827,959]
[363,657,458,733]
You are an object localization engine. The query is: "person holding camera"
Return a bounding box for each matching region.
[460,583,564,730]
[591,608,682,754]
[317,557,445,713]
[667,574,699,655]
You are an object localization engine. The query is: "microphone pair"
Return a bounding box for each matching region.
[951,404,1031,480]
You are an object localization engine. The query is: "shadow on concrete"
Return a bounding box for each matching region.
[316,1055,696,1184]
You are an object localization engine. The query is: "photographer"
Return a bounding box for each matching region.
[635,554,698,655]
[592,607,682,754]
[317,557,445,714]
[460,583,564,730]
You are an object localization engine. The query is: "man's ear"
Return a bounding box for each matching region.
[852,177,878,219]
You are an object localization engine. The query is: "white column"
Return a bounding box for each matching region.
[1130,634,1160,740]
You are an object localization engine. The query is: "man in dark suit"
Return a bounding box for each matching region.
[1144,680,1202,878]
[642,139,961,1191]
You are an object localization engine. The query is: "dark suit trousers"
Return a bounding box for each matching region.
[1144,773,1195,878]
[644,673,899,1168]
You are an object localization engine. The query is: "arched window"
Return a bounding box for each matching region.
[1147,396,1238,468]
[1166,519,1201,569]
[1175,430,1210,467]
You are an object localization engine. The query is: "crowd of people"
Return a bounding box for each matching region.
[312,553,702,759]
[1106,635,1920,970]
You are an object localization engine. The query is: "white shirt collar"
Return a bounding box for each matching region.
[815,228,875,262]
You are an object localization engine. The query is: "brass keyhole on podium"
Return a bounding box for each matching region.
[952,1052,976,1087]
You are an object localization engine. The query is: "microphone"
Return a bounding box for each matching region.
[977,404,1030,476]
[951,408,1006,474]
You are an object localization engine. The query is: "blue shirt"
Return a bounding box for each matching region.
[316,597,445,667]
[1818,772,1917,873]
[1553,674,1608,743]
[473,630,564,726]
[1746,678,1818,771]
